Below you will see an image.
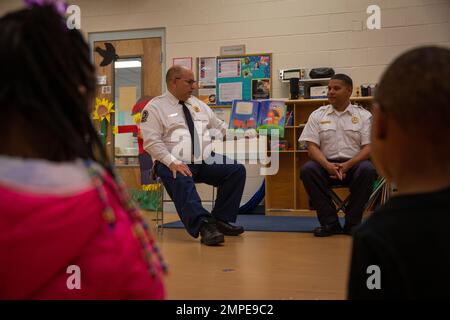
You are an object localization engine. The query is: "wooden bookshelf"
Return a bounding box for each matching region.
[265,97,374,214]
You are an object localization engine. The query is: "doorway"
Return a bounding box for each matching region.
[89,29,165,189]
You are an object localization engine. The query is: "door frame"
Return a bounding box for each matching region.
[88,28,166,92]
[88,29,166,190]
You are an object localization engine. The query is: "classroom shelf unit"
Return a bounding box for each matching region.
[264,97,374,214]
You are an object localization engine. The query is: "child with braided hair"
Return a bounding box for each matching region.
[0,2,166,299]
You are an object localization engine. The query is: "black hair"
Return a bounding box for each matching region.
[0,5,112,174]
[330,73,353,88]
[375,46,450,151]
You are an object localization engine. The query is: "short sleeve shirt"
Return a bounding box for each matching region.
[298,103,372,160]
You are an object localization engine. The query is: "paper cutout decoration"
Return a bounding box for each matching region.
[95,42,119,67]
[93,98,115,123]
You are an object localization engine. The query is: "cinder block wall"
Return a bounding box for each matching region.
[2,0,448,206]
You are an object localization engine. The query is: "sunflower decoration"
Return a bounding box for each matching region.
[93,98,115,123]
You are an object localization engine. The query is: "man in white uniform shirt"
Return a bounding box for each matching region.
[299,74,377,237]
[140,66,246,246]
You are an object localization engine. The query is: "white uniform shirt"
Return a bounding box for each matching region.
[140,91,228,167]
[298,103,372,160]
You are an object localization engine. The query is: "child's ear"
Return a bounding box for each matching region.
[372,104,387,140]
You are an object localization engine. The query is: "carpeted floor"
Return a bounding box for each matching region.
[163,215,347,233]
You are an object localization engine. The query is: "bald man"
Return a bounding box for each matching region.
[140,66,246,246]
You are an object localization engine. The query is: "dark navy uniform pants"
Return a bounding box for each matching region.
[300,160,377,227]
[155,154,246,238]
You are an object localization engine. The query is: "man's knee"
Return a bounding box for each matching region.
[160,169,194,188]
[357,160,377,177]
[300,161,320,180]
[232,164,246,179]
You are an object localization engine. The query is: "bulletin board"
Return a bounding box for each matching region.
[215,53,272,105]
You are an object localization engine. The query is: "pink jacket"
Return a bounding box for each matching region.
[0,157,165,299]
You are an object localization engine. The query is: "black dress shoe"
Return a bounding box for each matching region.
[200,222,224,246]
[215,219,244,236]
[313,222,343,237]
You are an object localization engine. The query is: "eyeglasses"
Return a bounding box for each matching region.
[175,77,198,86]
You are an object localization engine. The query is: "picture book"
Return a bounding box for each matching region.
[229,99,287,137]
[285,110,294,126]
[257,99,287,138]
[229,100,259,130]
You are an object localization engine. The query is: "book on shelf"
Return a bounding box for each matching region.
[285,110,294,126]
[229,100,259,130]
[229,99,287,137]
[271,139,289,151]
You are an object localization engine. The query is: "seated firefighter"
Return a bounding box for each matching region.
[299,74,377,237]
[140,65,255,246]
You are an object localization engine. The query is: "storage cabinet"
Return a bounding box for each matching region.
[265,97,373,214]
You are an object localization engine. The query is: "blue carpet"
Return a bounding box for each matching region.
[163,215,346,233]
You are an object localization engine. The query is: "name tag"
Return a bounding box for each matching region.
[168,113,178,118]
[320,120,331,124]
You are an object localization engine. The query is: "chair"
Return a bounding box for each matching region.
[135,153,166,232]
[329,185,350,214]
[153,175,167,233]
[147,158,216,233]
[329,178,393,216]
[155,180,217,233]
[307,185,350,213]
[308,178,390,216]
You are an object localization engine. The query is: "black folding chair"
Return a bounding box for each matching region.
[329,185,350,214]
[307,177,392,217]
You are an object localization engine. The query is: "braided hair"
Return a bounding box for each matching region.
[0,4,112,175]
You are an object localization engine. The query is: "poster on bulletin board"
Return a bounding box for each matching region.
[215,53,272,105]
[198,57,217,87]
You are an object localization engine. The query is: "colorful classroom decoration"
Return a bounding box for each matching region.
[93,97,115,123]
[216,53,272,105]
[229,99,287,137]
[92,97,115,145]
